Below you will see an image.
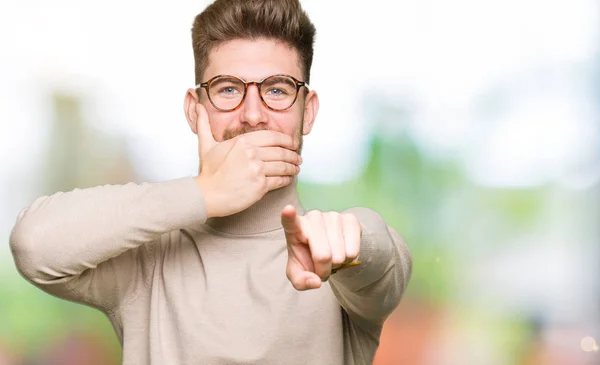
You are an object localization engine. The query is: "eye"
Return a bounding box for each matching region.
[261,77,296,99]
[266,88,287,96]
[218,86,241,95]
[209,77,244,98]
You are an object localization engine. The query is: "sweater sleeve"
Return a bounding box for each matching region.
[328,207,412,331]
[9,177,207,313]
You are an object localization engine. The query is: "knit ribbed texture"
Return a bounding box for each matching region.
[10,177,411,365]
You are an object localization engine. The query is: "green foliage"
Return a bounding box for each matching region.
[1,93,546,362]
[299,126,546,306]
[2,264,120,362]
[299,133,463,303]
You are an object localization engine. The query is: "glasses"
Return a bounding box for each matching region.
[196,74,308,112]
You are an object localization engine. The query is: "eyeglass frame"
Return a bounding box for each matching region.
[195,74,309,112]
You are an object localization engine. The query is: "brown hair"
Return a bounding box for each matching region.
[191,0,316,86]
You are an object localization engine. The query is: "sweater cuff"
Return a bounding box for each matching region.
[153,177,208,229]
[330,208,393,291]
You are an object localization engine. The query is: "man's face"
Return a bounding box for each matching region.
[193,38,318,153]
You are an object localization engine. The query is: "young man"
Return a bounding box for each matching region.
[10,0,412,364]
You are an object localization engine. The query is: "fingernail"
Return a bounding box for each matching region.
[306,278,320,288]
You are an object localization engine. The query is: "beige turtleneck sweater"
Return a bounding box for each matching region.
[9,177,411,365]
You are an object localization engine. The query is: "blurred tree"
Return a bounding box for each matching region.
[43,92,136,194]
[2,91,134,364]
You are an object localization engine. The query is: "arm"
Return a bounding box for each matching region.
[328,207,412,330]
[282,206,412,331]
[10,103,303,312]
[9,177,207,312]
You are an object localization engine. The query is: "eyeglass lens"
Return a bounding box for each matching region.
[208,75,298,111]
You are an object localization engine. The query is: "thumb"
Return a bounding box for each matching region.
[196,103,217,157]
[287,260,322,291]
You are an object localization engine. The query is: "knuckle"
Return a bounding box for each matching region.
[255,176,267,192]
[274,176,285,188]
[279,176,288,187]
[250,162,263,175]
[273,176,283,188]
[324,211,338,220]
[313,252,331,264]
[318,270,330,280]
[293,280,305,290]
[332,254,346,265]
[286,272,303,290]
[346,249,359,260]
[287,163,296,174]
[260,177,269,191]
[342,213,358,225]
[276,161,284,172]
[306,210,321,218]
[245,147,256,159]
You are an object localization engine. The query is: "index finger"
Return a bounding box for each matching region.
[238,130,297,151]
[281,205,308,243]
[196,103,217,157]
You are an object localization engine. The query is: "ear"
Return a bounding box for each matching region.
[184,88,200,134]
[302,90,319,136]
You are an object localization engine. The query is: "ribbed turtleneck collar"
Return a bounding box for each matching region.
[204,177,305,235]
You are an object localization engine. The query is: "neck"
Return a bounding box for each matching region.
[205,177,304,235]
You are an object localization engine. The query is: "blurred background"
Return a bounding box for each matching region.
[1,0,599,364]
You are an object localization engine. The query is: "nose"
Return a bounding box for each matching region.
[240,83,268,127]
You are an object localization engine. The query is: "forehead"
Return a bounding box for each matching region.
[204,38,303,81]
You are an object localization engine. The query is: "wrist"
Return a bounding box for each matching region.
[194,176,216,219]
